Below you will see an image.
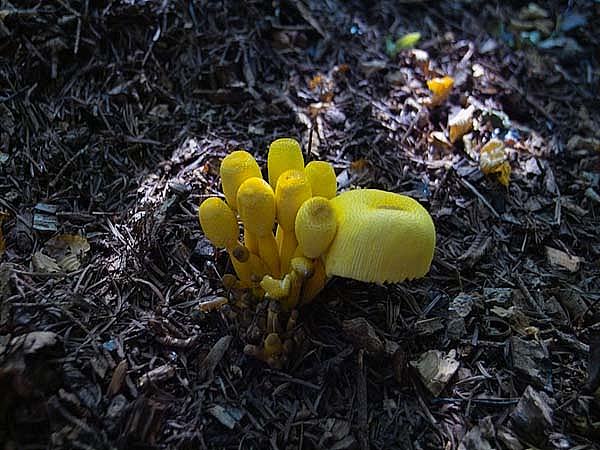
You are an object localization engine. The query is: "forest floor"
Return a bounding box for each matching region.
[1,1,599,449]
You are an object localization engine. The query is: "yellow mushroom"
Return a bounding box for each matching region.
[220,150,262,210]
[260,274,292,299]
[198,197,264,285]
[323,189,436,283]
[294,197,337,259]
[267,138,304,191]
[300,257,327,304]
[305,161,337,199]
[282,256,314,310]
[243,228,259,254]
[237,177,280,277]
[275,169,312,272]
[244,332,284,368]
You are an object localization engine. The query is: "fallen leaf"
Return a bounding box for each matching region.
[410,349,459,396]
[32,251,61,273]
[448,105,474,143]
[395,32,421,50]
[430,131,452,150]
[427,75,454,107]
[45,234,90,272]
[546,246,583,272]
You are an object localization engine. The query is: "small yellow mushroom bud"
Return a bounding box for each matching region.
[220,150,262,210]
[275,169,312,272]
[267,138,304,191]
[294,197,337,259]
[198,197,266,286]
[305,161,337,199]
[263,333,283,359]
[237,177,281,277]
[198,197,238,249]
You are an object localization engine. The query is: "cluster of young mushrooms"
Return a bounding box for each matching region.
[199,138,436,368]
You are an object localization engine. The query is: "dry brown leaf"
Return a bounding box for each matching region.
[32,251,61,273]
[448,105,474,143]
[430,131,452,150]
[44,234,90,272]
[47,234,90,256]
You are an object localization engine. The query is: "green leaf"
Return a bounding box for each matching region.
[395,32,421,49]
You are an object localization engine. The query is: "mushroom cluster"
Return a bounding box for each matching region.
[199,138,436,367]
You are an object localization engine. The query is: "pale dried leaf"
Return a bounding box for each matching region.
[430,131,452,149]
[448,105,474,143]
[58,254,81,272]
[546,246,582,272]
[410,349,460,396]
[32,251,61,273]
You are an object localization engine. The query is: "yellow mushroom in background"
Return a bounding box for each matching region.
[323,189,436,283]
[304,161,337,199]
[220,150,262,211]
[198,197,266,285]
[275,169,312,273]
[237,177,281,277]
[267,138,305,191]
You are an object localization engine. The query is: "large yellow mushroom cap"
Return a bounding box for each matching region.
[267,138,305,191]
[305,161,337,199]
[237,177,276,237]
[220,150,262,210]
[295,196,337,258]
[198,197,239,249]
[324,189,436,283]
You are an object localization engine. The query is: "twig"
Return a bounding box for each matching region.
[356,350,369,450]
[460,179,500,219]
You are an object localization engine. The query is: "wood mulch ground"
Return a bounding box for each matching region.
[0,1,599,449]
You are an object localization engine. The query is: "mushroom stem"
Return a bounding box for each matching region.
[300,257,327,304]
[244,228,259,255]
[282,256,313,310]
[257,234,281,278]
[243,333,285,368]
[278,229,298,274]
